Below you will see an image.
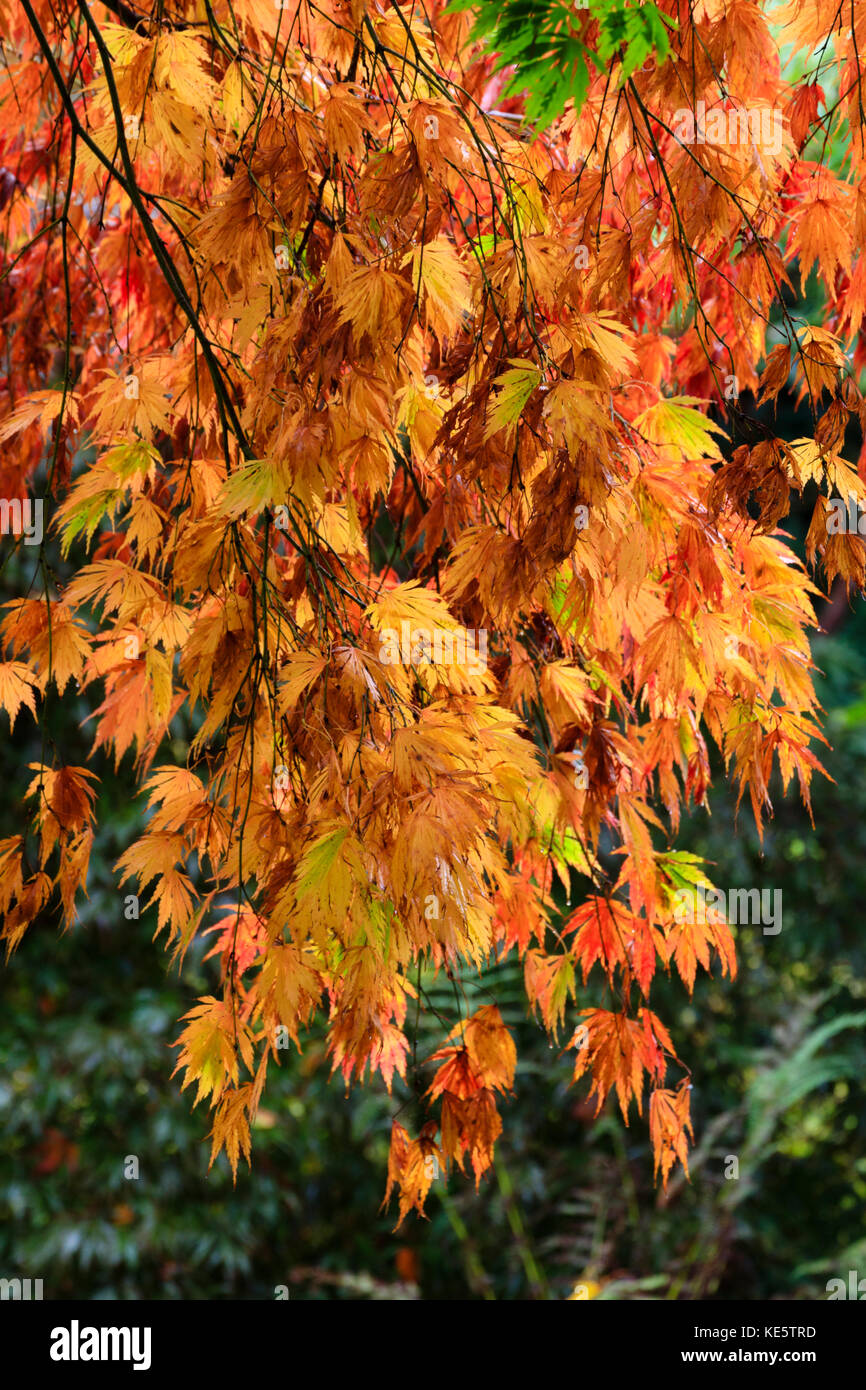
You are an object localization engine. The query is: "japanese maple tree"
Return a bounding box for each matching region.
[1,0,863,1218]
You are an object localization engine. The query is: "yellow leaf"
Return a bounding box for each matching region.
[0,662,39,729]
[634,397,727,459]
[404,238,471,337]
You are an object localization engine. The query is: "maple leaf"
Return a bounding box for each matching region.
[277,649,328,710]
[660,912,737,994]
[634,615,697,704]
[525,948,576,1036]
[0,838,24,917]
[382,1122,412,1216]
[634,396,727,459]
[58,830,93,931]
[0,389,79,441]
[336,265,409,344]
[252,942,322,1049]
[793,326,846,402]
[788,172,853,294]
[0,662,39,730]
[571,313,638,379]
[787,82,825,150]
[427,1045,484,1101]
[570,1007,675,1120]
[382,1120,443,1227]
[365,580,459,640]
[649,1080,694,1189]
[540,661,595,728]
[403,238,471,338]
[24,765,98,867]
[463,1005,517,1094]
[171,997,254,1108]
[441,1088,503,1187]
[1,599,92,696]
[757,344,792,406]
[484,360,543,440]
[566,895,662,995]
[209,1084,253,1183]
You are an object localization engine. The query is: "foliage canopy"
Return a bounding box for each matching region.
[2,0,865,1220]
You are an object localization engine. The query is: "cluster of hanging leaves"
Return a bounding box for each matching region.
[1,0,865,1219]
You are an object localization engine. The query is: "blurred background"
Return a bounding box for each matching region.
[2,271,865,1301]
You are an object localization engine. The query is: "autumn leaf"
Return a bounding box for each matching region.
[634,396,727,459]
[484,360,543,440]
[649,1080,694,1189]
[0,662,39,729]
[757,344,792,406]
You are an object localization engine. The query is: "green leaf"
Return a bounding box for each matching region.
[484,359,543,439]
[448,0,676,125]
